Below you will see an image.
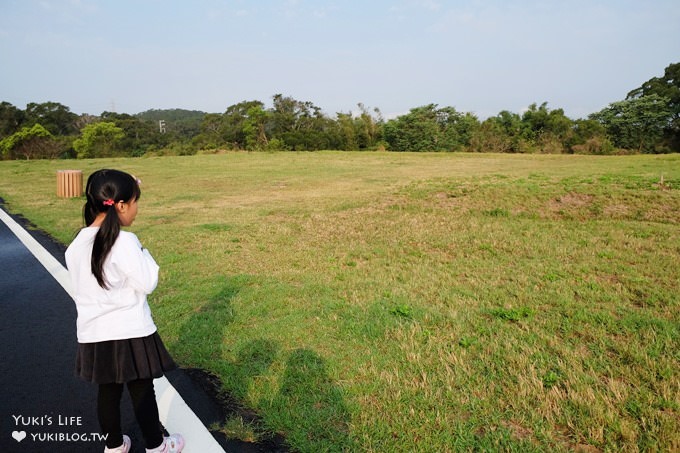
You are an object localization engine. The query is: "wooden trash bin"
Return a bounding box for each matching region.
[57,170,83,198]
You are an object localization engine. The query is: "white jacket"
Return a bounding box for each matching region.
[65,228,159,343]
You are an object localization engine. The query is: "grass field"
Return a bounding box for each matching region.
[1,152,678,452]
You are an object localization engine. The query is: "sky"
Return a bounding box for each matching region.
[1,0,679,120]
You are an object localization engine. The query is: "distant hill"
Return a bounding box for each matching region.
[135,109,206,137]
[136,108,206,122]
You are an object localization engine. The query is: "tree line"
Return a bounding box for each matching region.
[1,62,678,160]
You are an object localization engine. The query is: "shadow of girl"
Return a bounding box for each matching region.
[172,276,239,365]
[269,349,355,451]
[172,275,280,399]
[174,275,353,450]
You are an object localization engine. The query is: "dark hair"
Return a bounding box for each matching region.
[84,169,141,288]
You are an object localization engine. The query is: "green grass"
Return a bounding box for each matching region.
[1,152,678,452]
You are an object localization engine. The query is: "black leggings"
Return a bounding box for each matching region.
[98,379,164,449]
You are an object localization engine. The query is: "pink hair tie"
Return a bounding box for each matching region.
[103,199,115,206]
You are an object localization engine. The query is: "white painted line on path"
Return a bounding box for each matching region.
[0,207,73,297]
[0,207,225,453]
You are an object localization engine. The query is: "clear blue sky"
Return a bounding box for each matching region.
[1,0,678,119]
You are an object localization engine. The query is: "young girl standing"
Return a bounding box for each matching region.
[65,169,184,453]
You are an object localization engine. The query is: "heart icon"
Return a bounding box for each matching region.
[12,430,27,442]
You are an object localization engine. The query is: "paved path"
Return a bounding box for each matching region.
[0,207,232,453]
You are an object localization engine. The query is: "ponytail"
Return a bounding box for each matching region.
[91,204,122,288]
[84,169,141,289]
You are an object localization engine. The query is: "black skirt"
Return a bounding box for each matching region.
[75,331,176,384]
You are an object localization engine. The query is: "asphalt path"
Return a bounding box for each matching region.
[0,207,260,453]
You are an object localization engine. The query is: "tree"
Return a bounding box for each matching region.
[469,118,514,153]
[194,113,224,149]
[243,105,270,150]
[73,122,125,158]
[520,102,573,153]
[335,112,357,150]
[354,103,383,149]
[0,123,58,160]
[331,105,384,151]
[590,94,671,153]
[267,94,344,150]
[101,111,160,155]
[221,100,266,149]
[269,94,331,150]
[627,62,680,150]
[0,102,25,139]
[384,104,479,152]
[25,102,78,135]
[567,119,613,154]
[384,105,440,151]
[270,94,319,135]
[436,107,479,151]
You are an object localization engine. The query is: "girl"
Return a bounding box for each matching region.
[65,169,184,453]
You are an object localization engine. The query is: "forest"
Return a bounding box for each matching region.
[1,62,678,160]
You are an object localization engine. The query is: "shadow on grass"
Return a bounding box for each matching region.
[174,274,354,452]
[172,278,238,363]
[269,348,356,451]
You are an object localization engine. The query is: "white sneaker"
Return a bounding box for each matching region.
[104,434,131,453]
[146,433,185,453]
